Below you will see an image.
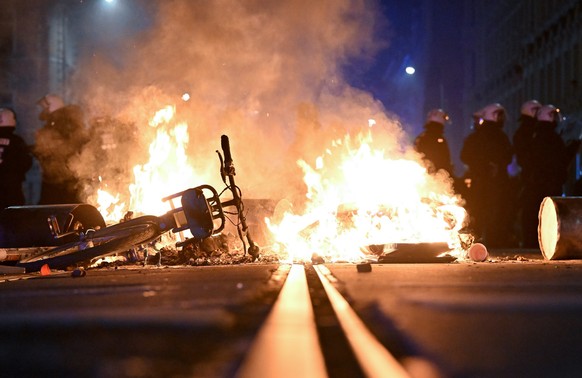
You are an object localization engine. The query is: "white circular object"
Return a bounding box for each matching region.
[469,243,488,262]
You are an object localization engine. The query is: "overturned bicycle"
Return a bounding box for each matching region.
[0,135,259,273]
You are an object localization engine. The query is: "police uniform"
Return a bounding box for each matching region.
[34,97,88,205]
[0,110,33,209]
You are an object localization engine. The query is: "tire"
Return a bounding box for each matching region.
[17,218,162,273]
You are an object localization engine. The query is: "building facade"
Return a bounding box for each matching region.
[461,0,582,187]
[2,0,88,203]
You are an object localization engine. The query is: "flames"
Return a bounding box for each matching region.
[129,119,194,216]
[96,106,199,222]
[95,187,125,222]
[93,106,467,264]
[267,124,467,263]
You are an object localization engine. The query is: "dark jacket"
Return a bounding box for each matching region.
[461,122,513,182]
[513,115,537,181]
[528,122,569,195]
[414,122,453,176]
[34,105,88,204]
[0,127,33,208]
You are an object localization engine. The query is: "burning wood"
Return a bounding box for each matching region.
[377,242,455,263]
[267,129,469,263]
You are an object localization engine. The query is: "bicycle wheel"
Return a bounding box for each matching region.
[17,218,162,273]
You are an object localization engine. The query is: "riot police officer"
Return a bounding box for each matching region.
[461,103,514,247]
[0,108,33,209]
[513,100,542,185]
[521,105,575,248]
[414,108,454,177]
[34,94,89,204]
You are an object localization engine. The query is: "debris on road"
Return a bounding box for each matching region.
[357,262,372,273]
[40,264,51,276]
[539,196,582,260]
[71,268,87,278]
[378,242,456,263]
[468,243,489,262]
[0,265,25,274]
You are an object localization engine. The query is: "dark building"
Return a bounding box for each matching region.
[1,1,84,203]
[460,0,582,188]
[1,0,150,204]
[2,1,80,141]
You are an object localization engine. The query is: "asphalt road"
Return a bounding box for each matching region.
[1,249,582,377]
[0,264,283,377]
[327,249,582,378]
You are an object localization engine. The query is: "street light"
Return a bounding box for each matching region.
[405,66,415,75]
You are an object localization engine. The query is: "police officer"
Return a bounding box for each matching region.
[513,100,542,185]
[414,108,453,177]
[0,108,33,209]
[521,105,575,248]
[34,94,89,204]
[461,103,514,247]
[512,100,542,247]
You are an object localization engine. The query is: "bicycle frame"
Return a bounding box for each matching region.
[0,135,260,271]
[161,135,259,258]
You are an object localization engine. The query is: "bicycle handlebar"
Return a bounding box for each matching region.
[218,135,259,260]
[221,135,233,165]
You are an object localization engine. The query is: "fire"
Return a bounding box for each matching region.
[96,105,200,222]
[149,105,175,127]
[130,122,194,216]
[267,126,467,263]
[95,186,125,222]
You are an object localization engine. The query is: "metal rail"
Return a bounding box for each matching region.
[237,264,411,378]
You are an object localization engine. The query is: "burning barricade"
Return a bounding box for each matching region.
[0,119,536,276]
[5,107,568,273]
[266,128,472,264]
[0,135,259,273]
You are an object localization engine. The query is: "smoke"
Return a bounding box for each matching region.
[72,0,408,207]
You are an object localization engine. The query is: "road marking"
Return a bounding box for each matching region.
[237,264,327,378]
[315,265,410,378]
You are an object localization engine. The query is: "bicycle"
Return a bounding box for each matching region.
[0,135,259,273]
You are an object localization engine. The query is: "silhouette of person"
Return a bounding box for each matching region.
[461,103,514,247]
[34,94,89,204]
[0,108,33,209]
[414,108,454,177]
[520,104,578,248]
